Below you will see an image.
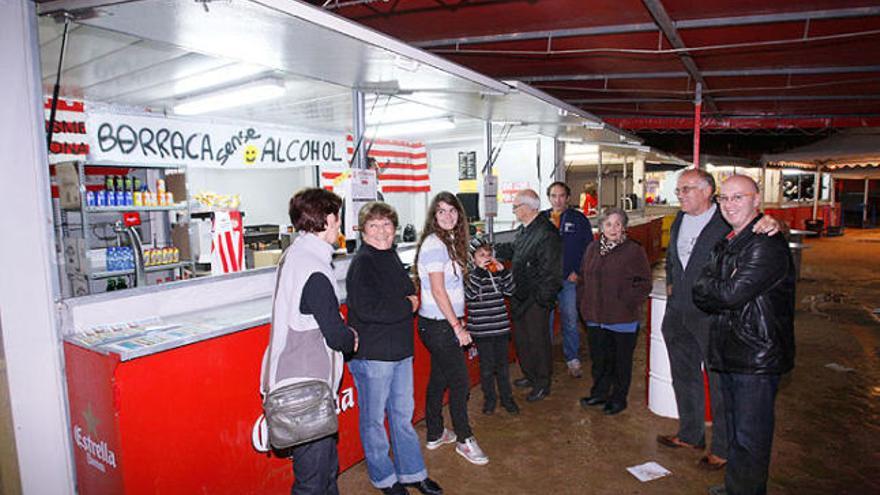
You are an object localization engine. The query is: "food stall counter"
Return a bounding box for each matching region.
[61,250,481,495]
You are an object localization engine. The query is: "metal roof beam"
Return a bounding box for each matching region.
[516,65,880,82]
[413,6,880,48]
[570,95,880,104]
[640,0,717,112]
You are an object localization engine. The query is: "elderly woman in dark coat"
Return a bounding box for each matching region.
[577,207,652,415]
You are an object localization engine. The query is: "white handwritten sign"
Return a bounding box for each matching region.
[86,112,347,169]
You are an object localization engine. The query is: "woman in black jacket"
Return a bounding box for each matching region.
[346,202,442,495]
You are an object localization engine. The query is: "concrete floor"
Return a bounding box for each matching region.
[338,229,880,495]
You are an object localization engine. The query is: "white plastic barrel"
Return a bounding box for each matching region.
[647,286,679,419]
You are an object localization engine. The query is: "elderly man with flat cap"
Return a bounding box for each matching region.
[495,189,562,403]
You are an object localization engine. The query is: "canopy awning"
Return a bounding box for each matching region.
[762,129,880,170]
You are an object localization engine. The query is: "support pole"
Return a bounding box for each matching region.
[485,121,494,242]
[864,177,870,226]
[759,163,768,210]
[812,166,822,221]
[351,89,367,169]
[46,14,71,149]
[597,148,604,213]
[692,82,702,169]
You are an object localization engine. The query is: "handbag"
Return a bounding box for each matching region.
[263,379,338,450]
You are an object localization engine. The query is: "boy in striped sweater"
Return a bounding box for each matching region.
[465,240,519,415]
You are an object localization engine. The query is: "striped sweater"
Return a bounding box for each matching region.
[464,266,515,338]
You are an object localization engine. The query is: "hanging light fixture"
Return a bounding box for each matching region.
[172,78,286,116]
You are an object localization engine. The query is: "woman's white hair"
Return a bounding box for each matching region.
[599,207,629,230]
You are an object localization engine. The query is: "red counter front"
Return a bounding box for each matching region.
[763,204,841,230]
[64,314,484,494]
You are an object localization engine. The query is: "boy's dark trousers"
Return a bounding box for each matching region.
[475,335,513,405]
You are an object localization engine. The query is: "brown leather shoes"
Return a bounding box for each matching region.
[656,434,703,450]
[698,454,728,471]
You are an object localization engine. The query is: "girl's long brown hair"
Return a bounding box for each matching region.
[414,191,470,278]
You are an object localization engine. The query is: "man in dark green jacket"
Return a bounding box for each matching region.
[496,189,562,402]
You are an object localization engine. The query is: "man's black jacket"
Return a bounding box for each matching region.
[693,215,796,375]
[496,213,562,319]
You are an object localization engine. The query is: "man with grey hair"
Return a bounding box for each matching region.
[495,189,562,402]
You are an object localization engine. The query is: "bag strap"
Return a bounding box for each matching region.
[261,238,296,395]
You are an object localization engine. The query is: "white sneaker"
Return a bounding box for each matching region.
[567,359,583,378]
[425,428,456,450]
[455,437,489,465]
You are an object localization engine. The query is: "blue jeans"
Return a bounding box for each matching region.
[349,358,427,489]
[550,280,581,362]
[721,372,781,495]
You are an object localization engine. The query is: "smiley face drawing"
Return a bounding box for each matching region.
[243,145,259,165]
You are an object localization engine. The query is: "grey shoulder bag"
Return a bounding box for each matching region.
[263,377,338,450]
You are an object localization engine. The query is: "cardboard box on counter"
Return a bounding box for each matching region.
[252,249,282,268]
[165,172,187,203]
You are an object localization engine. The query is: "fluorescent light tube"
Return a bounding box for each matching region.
[367,103,447,125]
[173,78,286,116]
[367,118,455,138]
[173,64,267,95]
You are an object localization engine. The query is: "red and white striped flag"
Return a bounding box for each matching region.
[45,97,89,164]
[320,136,430,193]
[211,210,244,275]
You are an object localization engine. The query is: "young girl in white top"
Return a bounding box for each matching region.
[415,191,488,466]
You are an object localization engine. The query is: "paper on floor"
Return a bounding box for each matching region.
[626,461,672,482]
[825,362,855,372]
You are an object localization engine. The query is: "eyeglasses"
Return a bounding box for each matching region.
[674,185,702,195]
[717,193,756,204]
[512,203,524,210]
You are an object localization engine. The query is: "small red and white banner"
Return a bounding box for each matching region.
[211,210,244,275]
[321,136,430,194]
[45,97,89,164]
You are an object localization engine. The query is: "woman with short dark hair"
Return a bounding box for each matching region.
[346,201,442,495]
[263,188,357,495]
[577,207,652,416]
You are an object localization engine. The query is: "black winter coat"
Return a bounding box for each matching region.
[496,214,563,319]
[693,215,796,375]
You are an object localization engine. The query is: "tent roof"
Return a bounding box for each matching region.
[762,128,880,168]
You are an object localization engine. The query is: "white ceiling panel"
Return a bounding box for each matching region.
[41,24,139,81]
[36,0,635,143]
[94,55,239,103]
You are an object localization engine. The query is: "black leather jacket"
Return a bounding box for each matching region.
[496,214,562,319]
[693,215,796,375]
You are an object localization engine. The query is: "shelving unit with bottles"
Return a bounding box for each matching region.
[55,161,195,297]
